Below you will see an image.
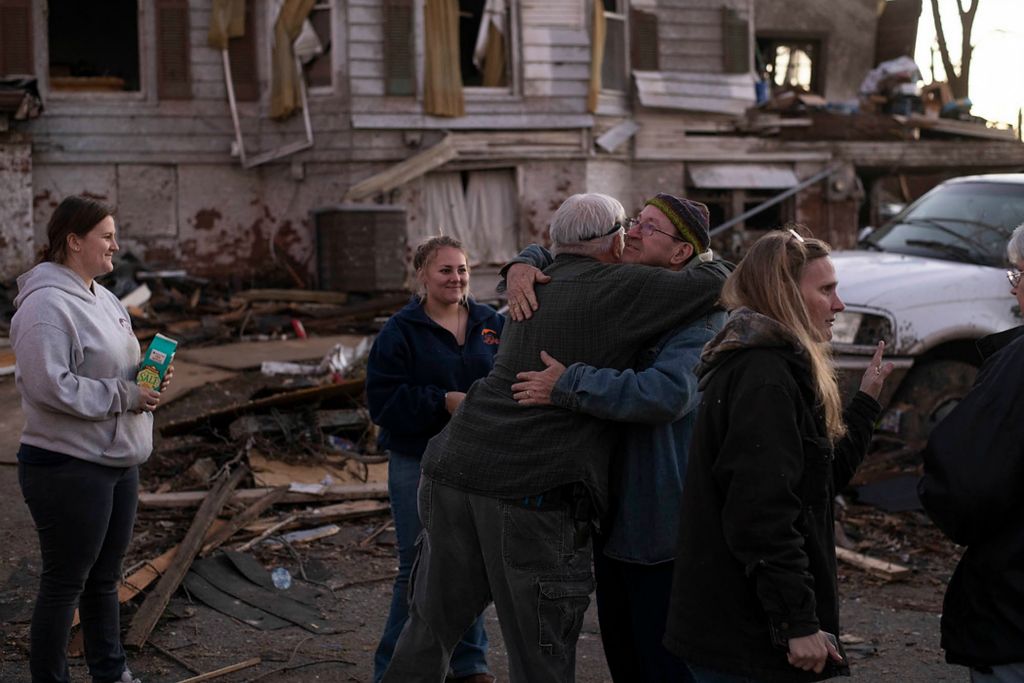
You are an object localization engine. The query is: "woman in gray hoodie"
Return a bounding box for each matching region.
[11,196,164,683]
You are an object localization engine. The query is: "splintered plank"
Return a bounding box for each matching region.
[124,466,249,649]
[159,379,365,437]
[835,546,911,581]
[199,487,288,557]
[139,481,389,508]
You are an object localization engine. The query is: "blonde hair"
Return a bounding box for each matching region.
[722,228,846,441]
[412,235,469,303]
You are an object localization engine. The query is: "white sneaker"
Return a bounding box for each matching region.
[120,670,141,683]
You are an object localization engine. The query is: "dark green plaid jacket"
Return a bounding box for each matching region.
[422,253,733,515]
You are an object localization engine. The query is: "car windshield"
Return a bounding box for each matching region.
[861,181,1024,267]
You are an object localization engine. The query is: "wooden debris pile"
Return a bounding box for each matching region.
[67,312,404,659]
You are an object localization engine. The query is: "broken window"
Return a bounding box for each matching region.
[301,1,332,90]
[419,169,519,265]
[689,188,794,260]
[421,0,514,117]
[757,36,823,94]
[459,0,511,88]
[601,0,627,92]
[48,0,140,92]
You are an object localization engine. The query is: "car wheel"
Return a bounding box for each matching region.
[888,359,978,446]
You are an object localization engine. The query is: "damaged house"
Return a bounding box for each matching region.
[1,0,1023,285]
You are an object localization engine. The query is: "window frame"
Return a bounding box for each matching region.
[299,0,336,95]
[600,0,629,95]
[39,0,151,102]
[756,31,827,96]
[413,0,522,104]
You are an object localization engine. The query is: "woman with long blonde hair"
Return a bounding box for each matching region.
[664,228,893,682]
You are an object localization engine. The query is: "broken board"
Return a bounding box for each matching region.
[160,379,365,437]
[176,334,368,371]
[159,360,237,406]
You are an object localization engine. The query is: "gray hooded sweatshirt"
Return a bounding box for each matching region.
[11,262,153,467]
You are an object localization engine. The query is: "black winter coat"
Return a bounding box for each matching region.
[919,325,1024,669]
[664,309,880,682]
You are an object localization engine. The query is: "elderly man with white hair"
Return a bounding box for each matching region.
[381,193,732,683]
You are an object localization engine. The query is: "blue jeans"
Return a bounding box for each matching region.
[686,662,768,683]
[373,452,489,682]
[19,455,138,683]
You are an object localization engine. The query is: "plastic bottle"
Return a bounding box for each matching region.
[271,567,292,590]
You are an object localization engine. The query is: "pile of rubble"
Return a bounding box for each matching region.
[0,268,421,676]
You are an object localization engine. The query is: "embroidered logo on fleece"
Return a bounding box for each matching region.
[481,328,500,345]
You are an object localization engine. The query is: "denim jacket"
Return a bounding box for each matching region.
[553,311,725,564]
[502,244,726,563]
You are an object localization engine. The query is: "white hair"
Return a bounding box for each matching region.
[553,229,626,258]
[1008,223,1024,265]
[549,193,626,247]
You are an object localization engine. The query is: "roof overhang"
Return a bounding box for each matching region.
[688,162,799,189]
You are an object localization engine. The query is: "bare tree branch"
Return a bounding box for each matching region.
[930,0,979,100]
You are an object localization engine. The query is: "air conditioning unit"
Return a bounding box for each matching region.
[312,205,408,292]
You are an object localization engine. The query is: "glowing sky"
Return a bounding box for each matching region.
[914,0,1024,126]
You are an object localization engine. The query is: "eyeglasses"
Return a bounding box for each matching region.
[1008,269,1022,288]
[624,217,684,242]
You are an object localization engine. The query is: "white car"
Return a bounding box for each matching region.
[831,173,1024,444]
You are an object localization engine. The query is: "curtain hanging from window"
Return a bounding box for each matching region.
[422,173,473,256]
[424,0,465,117]
[587,0,606,112]
[421,171,518,265]
[270,0,315,120]
[208,0,245,49]
[466,170,518,264]
[473,0,507,87]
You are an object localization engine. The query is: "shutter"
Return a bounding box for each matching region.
[721,7,750,74]
[228,0,259,101]
[156,0,191,99]
[0,0,33,76]
[383,0,415,96]
[630,8,658,72]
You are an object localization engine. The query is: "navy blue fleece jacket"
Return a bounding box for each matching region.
[366,297,504,459]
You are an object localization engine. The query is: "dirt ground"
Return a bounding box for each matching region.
[0,373,970,682]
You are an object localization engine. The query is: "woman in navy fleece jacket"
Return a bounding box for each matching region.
[367,235,503,683]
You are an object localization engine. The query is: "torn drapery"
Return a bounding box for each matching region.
[421,173,472,258]
[208,0,246,50]
[270,0,315,120]
[424,0,465,117]
[466,170,518,264]
[420,171,519,266]
[587,0,606,113]
[473,0,507,87]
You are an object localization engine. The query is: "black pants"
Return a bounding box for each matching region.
[593,534,693,683]
[18,456,138,683]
